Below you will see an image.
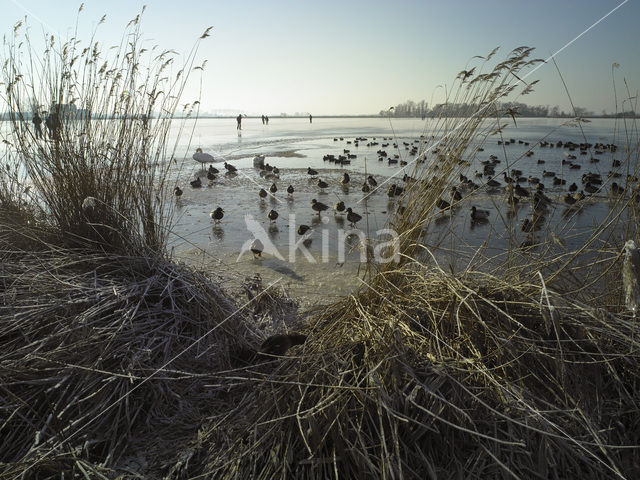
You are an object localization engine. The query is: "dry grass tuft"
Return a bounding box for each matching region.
[0,236,262,477]
[1,8,208,253]
[192,261,639,479]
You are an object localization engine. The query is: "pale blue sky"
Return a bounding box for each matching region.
[3,0,638,115]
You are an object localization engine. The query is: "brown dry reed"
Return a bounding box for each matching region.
[0,7,256,479]
[1,6,208,253]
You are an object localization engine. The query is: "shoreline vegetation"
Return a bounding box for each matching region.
[1,11,639,480]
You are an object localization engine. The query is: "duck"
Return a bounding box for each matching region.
[451,186,462,202]
[269,183,278,194]
[317,179,329,191]
[552,177,566,186]
[297,224,311,235]
[521,217,535,232]
[582,173,602,185]
[311,198,329,215]
[610,182,625,196]
[584,182,598,194]
[346,207,362,227]
[470,206,490,221]
[190,177,202,188]
[568,182,578,192]
[267,209,279,223]
[250,239,264,258]
[532,191,551,211]
[563,193,577,206]
[208,165,219,175]
[224,162,237,173]
[361,182,371,193]
[260,333,307,356]
[367,175,377,187]
[210,207,224,223]
[402,174,416,184]
[486,178,501,188]
[174,186,183,197]
[287,185,294,196]
[393,185,404,196]
[341,173,350,185]
[514,183,530,197]
[307,167,318,177]
[334,201,346,215]
[207,170,217,181]
[436,198,451,210]
[259,188,268,199]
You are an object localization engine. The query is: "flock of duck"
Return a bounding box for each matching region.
[178,154,386,228]
[251,164,370,243]
[426,138,639,239]
[174,134,637,254]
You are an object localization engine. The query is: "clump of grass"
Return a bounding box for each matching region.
[384,47,543,262]
[1,6,208,253]
[0,8,257,478]
[190,259,639,478]
[0,244,263,477]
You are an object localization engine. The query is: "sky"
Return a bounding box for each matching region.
[2,0,639,116]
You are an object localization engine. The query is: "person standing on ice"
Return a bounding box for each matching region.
[32,112,43,139]
[45,109,61,141]
[309,114,312,123]
[236,113,242,130]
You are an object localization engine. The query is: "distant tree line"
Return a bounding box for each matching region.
[380,100,637,118]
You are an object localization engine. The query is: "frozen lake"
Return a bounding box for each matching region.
[2,116,635,304]
[163,117,638,304]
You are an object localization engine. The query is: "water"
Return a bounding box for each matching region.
[163,117,638,304]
